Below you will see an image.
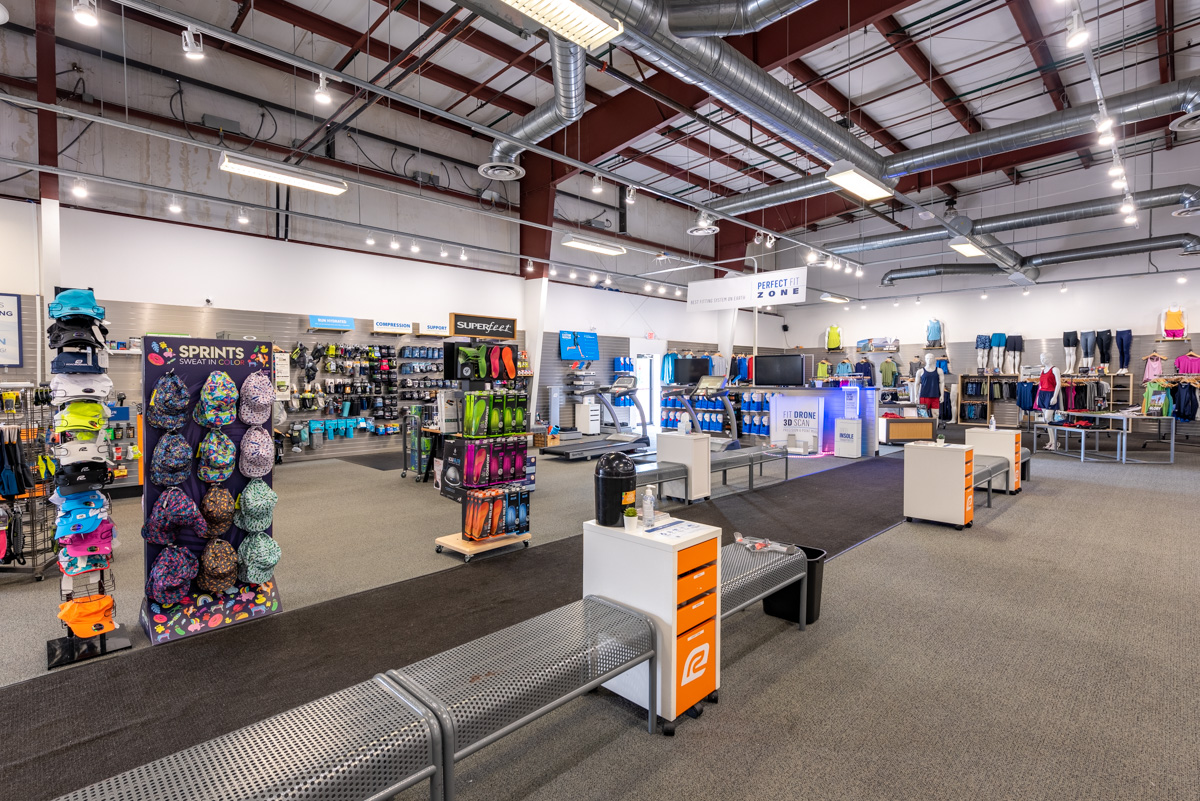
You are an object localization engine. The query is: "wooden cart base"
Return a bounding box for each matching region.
[435,533,531,562]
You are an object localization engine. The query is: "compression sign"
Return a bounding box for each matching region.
[0,294,22,367]
[686,266,808,311]
[450,313,517,340]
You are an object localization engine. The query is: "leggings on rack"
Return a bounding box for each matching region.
[1116,329,1133,369]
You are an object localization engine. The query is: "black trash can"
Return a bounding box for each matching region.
[761,544,826,625]
[594,452,636,527]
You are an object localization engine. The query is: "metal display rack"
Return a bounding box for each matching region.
[0,386,57,581]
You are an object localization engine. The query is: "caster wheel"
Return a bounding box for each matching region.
[966,522,973,528]
[523,541,530,548]
[436,545,443,553]
[35,575,44,582]
[401,471,407,478]
[955,525,964,531]
[905,516,913,522]
[706,690,719,704]
[662,722,676,737]
[463,555,472,563]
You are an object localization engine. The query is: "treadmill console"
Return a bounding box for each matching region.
[609,375,638,394]
[695,375,726,393]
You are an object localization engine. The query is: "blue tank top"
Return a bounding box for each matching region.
[919,369,940,399]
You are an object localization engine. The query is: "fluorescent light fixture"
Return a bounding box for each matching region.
[1108,162,1125,178]
[591,173,603,194]
[569,270,578,279]
[525,259,534,273]
[819,292,849,303]
[806,250,817,263]
[561,233,627,256]
[71,178,88,199]
[182,26,205,60]
[167,194,182,214]
[1096,116,1113,133]
[1066,9,1089,49]
[625,186,636,204]
[439,244,449,257]
[409,239,420,253]
[390,236,400,250]
[949,236,986,258]
[236,207,249,225]
[314,74,331,105]
[365,232,376,246]
[219,151,348,195]
[495,0,624,50]
[72,0,98,26]
[765,234,776,249]
[1098,132,1115,147]
[460,248,468,261]
[604,274,612,285]
[824,159,893,201]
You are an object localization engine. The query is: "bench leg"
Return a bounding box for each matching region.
[748,465,755,490]
[798,574,807,632]
[647,653,657,734]
[987,477,992,508]
[721,469,727,486]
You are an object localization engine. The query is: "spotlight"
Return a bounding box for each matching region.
[1119,198,1135,215]
[915,296,922,305]
[167,194,182,214]
[591,173,603,194]
[181,26,205,60]
[1098,132,1115,147]
[625,186,636,204]
[844,264,853,274]
[1112,177,1127,190]
[1177,275,1188,285]
[675,288,682,296]
[1108,162,1125,178]
[390,236,400,250]
[860,303,867,310]
[72,0,98,27]
[589,272,597,282]
[1022,287,1030,296]
[753,231,763,245]
[764,305,773,311]
[1065,9,1089,48]
[439,244,449,258]
[550,266,558,276]
[1060,283,1068,293]
[765,234,776,249]
[604,274,612,285]
[981,292,988,300]
[843,305,850,311]
[1124,213,1138,225]
[569,270,577,279]
[409,239,420,253]
[460,247,468,261]
[236,207,249,225]
[525,259,534,273]
[365,232,376,245]
[644,282,652,292]
[314,74,331,105]
[855,267,863,278]
[658,285,666,294]
[71,178,88,199]
[806,250,817,264]
[1096,116,1114,133]
[893,299,900,307]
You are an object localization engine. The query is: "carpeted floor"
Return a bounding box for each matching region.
[336,452,412,470]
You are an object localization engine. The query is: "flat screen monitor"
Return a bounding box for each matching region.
[755,354,805,386]
[675,358,710,385]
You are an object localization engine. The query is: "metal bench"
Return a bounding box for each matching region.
[972,455,1011,508]
[54,675,443,801]
[635,460,689,499]
[388,596,656,801]
[719,544,808,630]
[634,446,790,500]
[1020,446,1031,481]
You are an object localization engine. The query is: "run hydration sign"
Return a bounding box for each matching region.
[686,266,808,311]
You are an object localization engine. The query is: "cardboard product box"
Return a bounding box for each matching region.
[439,441,467,502]
[462,440,489,488]
[533,433,559,447]
[519,490,531,533]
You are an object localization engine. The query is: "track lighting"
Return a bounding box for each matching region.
[1178,275,1188,285]
[167,194,182,214]
[625,186,636,204]
[844,264,853,274]
[1065,9,1089,49]
[1098,132,1115,147]
[550,266,557,276]
[70,178,88,199]
[1022,287,1030,296]
[675,288,682,297]
[1119,198,1135,215]
[589,272,597,282]
[764,305,773,311]
[236,207,249,225]
[409,239,420,253]
[1108,163,1125,178]
[806,250,817,264]
[314,74,331,105]
[390,236,400,250]
[1095,116,1113,133]
[460,248,468,261]
[569,270,577,279]
[1124,212,1138,225]
[181,26,205,60]
[855,267,863,278]
[893,299,900,307]
[980,292,988,300]
[604,274,612,285]
[765,234,776,249]
[435,244,446,258]
[365,232,376,246]
[1112,177,1128,190]
[753,231,763,245]
[1060,283,1068,293]
[525,259,534,273]
[658,285,666,294]
[72,0,98,27]
[644,282,652,292]
[915,296,922,305]
[591,173,603,194]
[860,303,867,310]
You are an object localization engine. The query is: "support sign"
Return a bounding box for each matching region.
[687,266,808,312]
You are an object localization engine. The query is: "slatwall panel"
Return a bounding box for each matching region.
[536,332,629,430]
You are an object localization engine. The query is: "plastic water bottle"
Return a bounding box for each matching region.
[642,487,656,525]
[989,415,996,430]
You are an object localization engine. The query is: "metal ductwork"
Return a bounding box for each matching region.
[665,0,818,37]
[478,35,586,181]
[1020,234,1200,269]
[880,265,1005,286]
[711,77,1200,217]
[590,0,884,171]
[826,185,1200,255]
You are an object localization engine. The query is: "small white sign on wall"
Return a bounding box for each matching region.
[0,294,22,367]
[373,320,413,334]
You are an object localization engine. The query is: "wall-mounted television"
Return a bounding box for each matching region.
[559,331,600,360]
[675,357,710,385]
[755,354,805,386]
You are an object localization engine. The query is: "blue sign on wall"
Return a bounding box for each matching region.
[559,330,599,360]
[309,315,355,331]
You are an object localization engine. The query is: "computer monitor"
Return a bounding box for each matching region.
[675,358,710,385]
[755,354,805,386]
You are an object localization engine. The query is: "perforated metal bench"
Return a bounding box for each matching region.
[634,446,791,500]
[388,595,656,801]
[54,675,443,801]
[973,455,1010,508]
[720,544,808,630]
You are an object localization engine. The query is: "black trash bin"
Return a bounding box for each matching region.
[761,544,825,625]
[594,452,636,526]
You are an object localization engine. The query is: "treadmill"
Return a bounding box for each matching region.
[662,375,741,451]
[540,375,650,460]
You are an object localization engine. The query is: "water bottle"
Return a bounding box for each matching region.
[989,414,996,430]
[642,487,656,525]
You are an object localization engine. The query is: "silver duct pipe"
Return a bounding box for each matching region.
[591,0,884,171]
[1020,234,1200,269]
[973,233,1022,271]
[826,185,1200,255]
[881,265,1004,286]
[712,77,1200,217]
[479,35,585,180]
[665,0,818,37]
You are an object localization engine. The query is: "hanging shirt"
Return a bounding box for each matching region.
[909,360,921,378]
[927,319,942,342]
[881,360,897,387]
[1174,354,1200,374]
[816,361,829,378]
[936,358,950,374]
[825,325,842,349]
[834,361,853,376]
[661,353,677,384]
[1144,356,1163,383]
[711,354,728,377]
[1143,379,1173,416]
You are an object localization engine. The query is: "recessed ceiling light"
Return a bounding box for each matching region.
[181,26,205,60]
[72,0,98,26]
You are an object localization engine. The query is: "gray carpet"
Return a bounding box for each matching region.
[388,449,1200,801]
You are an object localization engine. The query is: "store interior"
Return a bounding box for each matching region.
[1,0,1199,799]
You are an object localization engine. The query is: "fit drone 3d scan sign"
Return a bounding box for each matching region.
[687,266,808,311]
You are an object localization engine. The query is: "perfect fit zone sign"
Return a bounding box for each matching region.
[687,266,808,312]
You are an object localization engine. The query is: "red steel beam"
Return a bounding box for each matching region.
[1008,0,1093,167]
[1155,0,1177,85]
[655,126,781,187]
[333,0,411,72]
[618,148,739,197]
[874,14,1021,184]
[35,0,58,199]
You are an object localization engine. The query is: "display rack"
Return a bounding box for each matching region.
[957,375,1022,427]
[48,561,132,669]
[0,388,56,580]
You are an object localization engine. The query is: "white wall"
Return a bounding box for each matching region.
[0,198,38,295]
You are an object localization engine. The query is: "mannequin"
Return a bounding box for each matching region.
[990,333,1007,372]
[824,323,843,350]
[1095,330,1112,374]
[1063,331,1079,374]
[1080,331,1096,372]
[1162,305,1187,339]
[1038,352,1062,450]
[926,318,943,348]
[975,334,990,370]
[916,354,945,417]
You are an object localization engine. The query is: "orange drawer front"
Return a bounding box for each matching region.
[678,565,717,604]
[677,538,718,576]
[675,619,717,716]
[677,591,717,633]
